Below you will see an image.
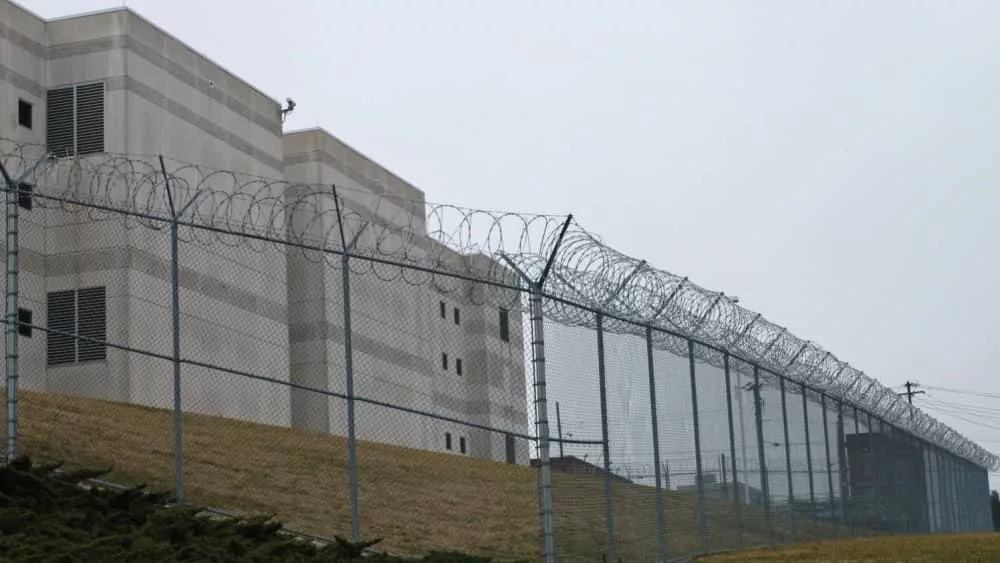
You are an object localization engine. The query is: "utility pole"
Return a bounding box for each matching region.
[898,381,926,404]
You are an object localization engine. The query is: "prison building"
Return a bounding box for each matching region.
[0,0,529,464]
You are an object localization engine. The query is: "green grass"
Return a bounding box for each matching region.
[4,390,841,561]
[698,533,1000,562]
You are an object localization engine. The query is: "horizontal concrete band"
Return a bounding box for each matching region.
[17,241,520,406]
[20,244,286,324]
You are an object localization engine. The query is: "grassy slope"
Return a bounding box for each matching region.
[4,390,837,561]
[699,533,1000,562]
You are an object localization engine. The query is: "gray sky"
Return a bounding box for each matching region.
[21,0,1000,486]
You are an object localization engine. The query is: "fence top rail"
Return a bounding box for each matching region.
[0,138,995,471]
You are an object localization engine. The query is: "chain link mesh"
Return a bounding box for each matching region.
[0,140,994,561]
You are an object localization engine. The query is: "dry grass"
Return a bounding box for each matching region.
[5,390,841,561]
[698,533,1000,562]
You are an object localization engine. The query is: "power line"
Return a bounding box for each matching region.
[920,401,1000,433]
[922,385,1000,401]
[922,397,999,417]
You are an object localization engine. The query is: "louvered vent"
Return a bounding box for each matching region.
[45,87,74,158]
[75,83,105,155]
[46,286,107,365]
[45,82,105,157]
[46,290,76,365]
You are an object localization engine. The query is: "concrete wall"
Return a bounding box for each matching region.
[0,1,55,396]
[0,2,291,426]
[0,1,528,464]
[284,129,529,463]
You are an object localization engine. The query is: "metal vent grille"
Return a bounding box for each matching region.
[45,87,75,158]
[46,286,107,365]
[75,83,105,155]
[45,82,105,157]
[77,286,107,361]
[46,290,76,365]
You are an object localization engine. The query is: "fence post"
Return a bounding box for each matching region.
[983,466,991,531]
[925,443,934,533]
[529,284,556,562]
[960,459,968,532]
[752,366,773,545]
[801,383,816,539]
[923,440,935,533]
[0,155,47,464]
[333,190,368,543]
[779,376,796,541]
[1,162,20,465]
[942,449,948,532]
[970,462,977,532]
[871,418,886,534]
[342,247,360,542]
[865,412,878,536]
[845,407,871,536]
[888,422,901,534]
[965,461,970,532]
[956,456,963,532]
[954,456,960,532]
[687,339,708,553]
[839,405,850,534]
[911,434,925,533]
[645,327,667,562]
[954,456,962,532]
[937,445,944,533]
[595,313,616,561]
[960,460,967,532]
[820,394,836,538]
[159,156,202,504]
[723,354,742,548]
[889,422,901,533]
[966,461,972,532]
[982,465,991,531]
[946,450,953,533]
[158,156,187,503]
[502,215,571,563]
[937,447,947,533]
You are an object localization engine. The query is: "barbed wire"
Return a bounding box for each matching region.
[0,138,995,471]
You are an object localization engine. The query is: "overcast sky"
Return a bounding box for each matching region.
[20,0,1000,486]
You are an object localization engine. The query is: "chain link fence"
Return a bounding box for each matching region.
[0,142,996,562]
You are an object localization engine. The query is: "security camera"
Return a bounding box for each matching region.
[280,98,297,123]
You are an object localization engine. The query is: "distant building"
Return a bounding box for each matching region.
[845,432,930,533]
[530,456,633,484]
[676,472,764,506]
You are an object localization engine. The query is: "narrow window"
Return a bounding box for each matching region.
[17,182,32,210]
[17,308,31,338]
[499,307,510,342]
[445,432,453,451]
[456,358,463,376]
[18,99,32,129]
[459,437,467,454]
[441,352,448,370]
[439,301,446,319]
[505,433,516,464]
[453,307,460,325]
